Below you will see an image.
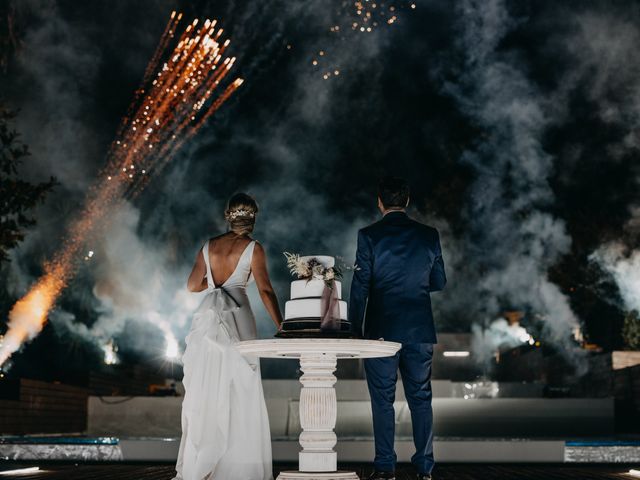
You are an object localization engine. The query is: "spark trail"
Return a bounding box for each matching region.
[0,11,243,367]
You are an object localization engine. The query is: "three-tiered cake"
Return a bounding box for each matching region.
[277,255,353,337]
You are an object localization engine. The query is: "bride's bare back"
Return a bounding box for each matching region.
[208,233,253,287]
[187,231,282,328]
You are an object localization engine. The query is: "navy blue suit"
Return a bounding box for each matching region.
[349,211,446,474]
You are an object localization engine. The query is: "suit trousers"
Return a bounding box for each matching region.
[364,343,434,474]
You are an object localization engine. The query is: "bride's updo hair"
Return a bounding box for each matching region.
[224,193,258,235]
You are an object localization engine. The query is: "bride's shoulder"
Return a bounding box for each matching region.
[249,237,262,248]
[251,239,265,255]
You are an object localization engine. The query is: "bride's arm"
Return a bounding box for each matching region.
[187,248,208,292]
[252,242,283,328]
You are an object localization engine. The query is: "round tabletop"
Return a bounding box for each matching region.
[235,338,401,359]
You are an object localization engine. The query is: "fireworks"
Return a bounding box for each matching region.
[308,0,417,81]
[346,0,417,33]
[0,12,243,367]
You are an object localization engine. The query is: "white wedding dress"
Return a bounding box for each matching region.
[174,239,272,480]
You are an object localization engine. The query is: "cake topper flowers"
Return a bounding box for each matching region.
[283,252,357,289]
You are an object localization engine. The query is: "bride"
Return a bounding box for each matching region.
[173,193,283,480]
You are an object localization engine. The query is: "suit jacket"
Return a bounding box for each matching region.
[349,211,446,344]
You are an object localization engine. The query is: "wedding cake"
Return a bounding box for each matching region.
[277,254,353,337]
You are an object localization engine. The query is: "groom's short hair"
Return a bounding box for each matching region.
[378,176,410,209]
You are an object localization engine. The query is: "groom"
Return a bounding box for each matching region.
[350,176,446,480]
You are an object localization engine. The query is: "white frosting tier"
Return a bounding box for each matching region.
[285,298,348,320]
[291,279,342,300]
[300,255,335,268]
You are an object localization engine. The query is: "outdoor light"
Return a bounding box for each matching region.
[628,469,640,478]
[443,351,470,357]
[102,341,119,365]
[165,335,180,359]
[0,467,41,476]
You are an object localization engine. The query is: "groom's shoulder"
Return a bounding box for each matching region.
[412,218,439,233]
[358,215,440,237]
[360,217,387,234]
[406,217,441,243]
[419,221,441,237]
[358,222,377,239]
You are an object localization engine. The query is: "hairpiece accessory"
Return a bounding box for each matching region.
[227,209,255,220]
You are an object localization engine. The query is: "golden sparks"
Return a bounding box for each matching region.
[0,12,243,367]
[314,0,417,81]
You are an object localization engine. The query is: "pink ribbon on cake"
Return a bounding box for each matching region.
[320,279,341,331]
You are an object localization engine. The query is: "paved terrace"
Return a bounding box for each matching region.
[0,463,639,480]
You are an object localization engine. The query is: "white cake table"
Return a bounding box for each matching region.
[236,338,402,480]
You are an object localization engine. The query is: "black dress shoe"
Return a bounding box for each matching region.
[367,472,395,480]
[416,474,432,480]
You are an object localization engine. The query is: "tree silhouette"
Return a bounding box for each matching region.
[0,105,57,262]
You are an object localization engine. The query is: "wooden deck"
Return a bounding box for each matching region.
[0,463,637,479]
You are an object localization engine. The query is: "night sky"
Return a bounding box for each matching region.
[1,0,639,380]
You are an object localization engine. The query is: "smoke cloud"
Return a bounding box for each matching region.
[566,9,640,316]
[430,0,579,357]
[50,203,200,360]
[593,243,640,313]
[3,0,640,375]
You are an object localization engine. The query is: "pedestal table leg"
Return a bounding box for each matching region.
[277,352,358,480]
[299,353,338,471]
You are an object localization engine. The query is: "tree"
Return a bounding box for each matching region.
[0,104,56,262]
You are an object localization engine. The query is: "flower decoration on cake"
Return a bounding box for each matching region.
[284,252,346,289]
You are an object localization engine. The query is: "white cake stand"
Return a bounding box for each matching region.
[236,338,402,480]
